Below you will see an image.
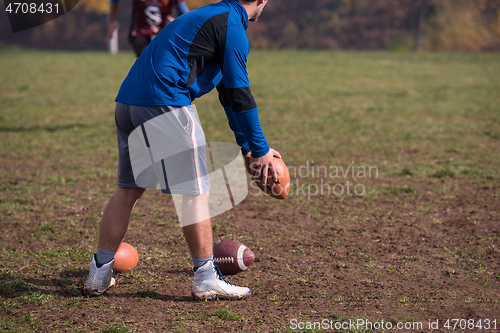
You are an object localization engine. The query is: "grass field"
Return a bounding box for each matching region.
[1,48,499,332]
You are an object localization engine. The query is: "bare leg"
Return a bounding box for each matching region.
[182,190,251,299]
[98,187,145,252]
[182,219,213,258]
[180,190,213,258]
[83,187,144,296]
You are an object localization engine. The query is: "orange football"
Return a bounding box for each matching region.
[256,156,290,199]
[113,242,139,273]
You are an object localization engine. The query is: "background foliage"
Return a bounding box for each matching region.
[0,0,499,51]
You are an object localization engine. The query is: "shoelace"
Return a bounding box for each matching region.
[213,263,235,287]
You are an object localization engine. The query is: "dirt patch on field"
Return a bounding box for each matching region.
[1,175,499,332]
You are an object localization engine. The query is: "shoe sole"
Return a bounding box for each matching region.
[191,291,251,301]
[82,278,116,296]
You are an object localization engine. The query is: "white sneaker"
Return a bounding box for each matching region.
[83,255,116,296]
[192,260,251,300]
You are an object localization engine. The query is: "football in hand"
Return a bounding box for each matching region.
[255,156,290,199]
[213,240,255,275]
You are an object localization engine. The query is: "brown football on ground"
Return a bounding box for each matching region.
[255,156,290,199]
[213,240,255,275]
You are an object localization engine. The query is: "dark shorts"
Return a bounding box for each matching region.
[115,102,210,195]
[128,35,152,57]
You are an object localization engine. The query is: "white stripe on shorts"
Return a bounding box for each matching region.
[183,106,203,195]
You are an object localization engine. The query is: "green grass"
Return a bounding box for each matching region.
[1,48,499,331]
[213,306,243,320]
[101,323,136,333]
[1,49,499,189]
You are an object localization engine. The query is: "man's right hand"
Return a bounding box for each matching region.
[249,148,281,188]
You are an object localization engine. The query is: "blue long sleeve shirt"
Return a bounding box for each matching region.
[115,0,269,157]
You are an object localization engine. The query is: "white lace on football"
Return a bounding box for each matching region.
[83,255,116,296]
[192,260,250,300]
[214,257,234,264]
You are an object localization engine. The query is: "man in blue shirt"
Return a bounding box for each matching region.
[84,0,280,300]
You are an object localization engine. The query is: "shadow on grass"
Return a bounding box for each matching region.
[0,269,88,299]
[112,291,192,302]
[0,124,89,132]
[0,270,193,302]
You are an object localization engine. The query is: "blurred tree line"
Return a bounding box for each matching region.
[1,0,499,52]
[249,0,500,51]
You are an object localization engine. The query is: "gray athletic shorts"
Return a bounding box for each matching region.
[115,102,210,195]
